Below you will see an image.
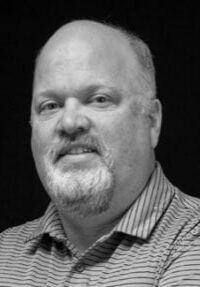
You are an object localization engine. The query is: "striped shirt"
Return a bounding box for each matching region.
[0,163,200,286]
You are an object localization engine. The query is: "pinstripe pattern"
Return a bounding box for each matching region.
[0,163,200,286]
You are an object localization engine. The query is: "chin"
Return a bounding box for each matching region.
[43,157,115,217]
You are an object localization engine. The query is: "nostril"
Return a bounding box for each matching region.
[77,127,85,133]
[59,127,86,141]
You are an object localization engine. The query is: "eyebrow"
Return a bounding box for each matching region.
[33,84,122,102]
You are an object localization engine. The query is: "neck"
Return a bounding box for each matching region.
[58,203,126,254]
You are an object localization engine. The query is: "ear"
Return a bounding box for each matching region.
[148,99,162,148]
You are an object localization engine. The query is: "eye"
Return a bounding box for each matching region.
[93,95,107,103]
[39,101,60,114]
[89,94,112,107]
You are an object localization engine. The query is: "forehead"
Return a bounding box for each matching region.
[33,24,141,96]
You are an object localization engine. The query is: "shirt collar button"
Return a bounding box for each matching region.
[75,261,85,272]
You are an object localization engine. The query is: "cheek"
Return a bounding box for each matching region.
[116,128,141,165]
[108,111,138,142]
[100,113,150,167]
[31,124,53,182]
[31,123,51,159]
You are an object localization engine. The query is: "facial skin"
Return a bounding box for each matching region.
[31,21,162,220]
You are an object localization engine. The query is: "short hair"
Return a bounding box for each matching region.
[102,22,156,100]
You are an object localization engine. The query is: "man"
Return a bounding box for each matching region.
[0,19,199,286]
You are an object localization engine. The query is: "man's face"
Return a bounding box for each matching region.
[31,29,159,217]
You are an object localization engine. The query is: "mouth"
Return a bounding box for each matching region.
[56,144,99,162]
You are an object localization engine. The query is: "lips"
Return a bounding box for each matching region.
[67,147,95,155]
[56,143,98,162]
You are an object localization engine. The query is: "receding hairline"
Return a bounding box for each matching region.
[34,19,156,101]
[35,20,139,65]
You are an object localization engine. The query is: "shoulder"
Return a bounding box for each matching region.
[156,187,200,256]
[165,189,200,236]
[161,188,200,258]
[175,189,200,209]
[0,218,41,252]
[158,191,200,285]
[173,189,200,224]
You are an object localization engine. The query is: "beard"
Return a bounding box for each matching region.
[42,137,115,217]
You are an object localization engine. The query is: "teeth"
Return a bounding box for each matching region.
[67,147,92,155]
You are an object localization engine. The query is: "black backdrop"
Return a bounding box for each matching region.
[1,1,200,232]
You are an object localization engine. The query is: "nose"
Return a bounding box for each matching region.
[57,98,91,138]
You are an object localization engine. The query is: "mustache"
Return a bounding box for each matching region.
[47,135,105,163]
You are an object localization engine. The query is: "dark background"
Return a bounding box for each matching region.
[1,1,200,232]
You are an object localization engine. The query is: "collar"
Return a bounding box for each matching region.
[25,162,175,243]
[114,162,175,239]
[24,202,66,243]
